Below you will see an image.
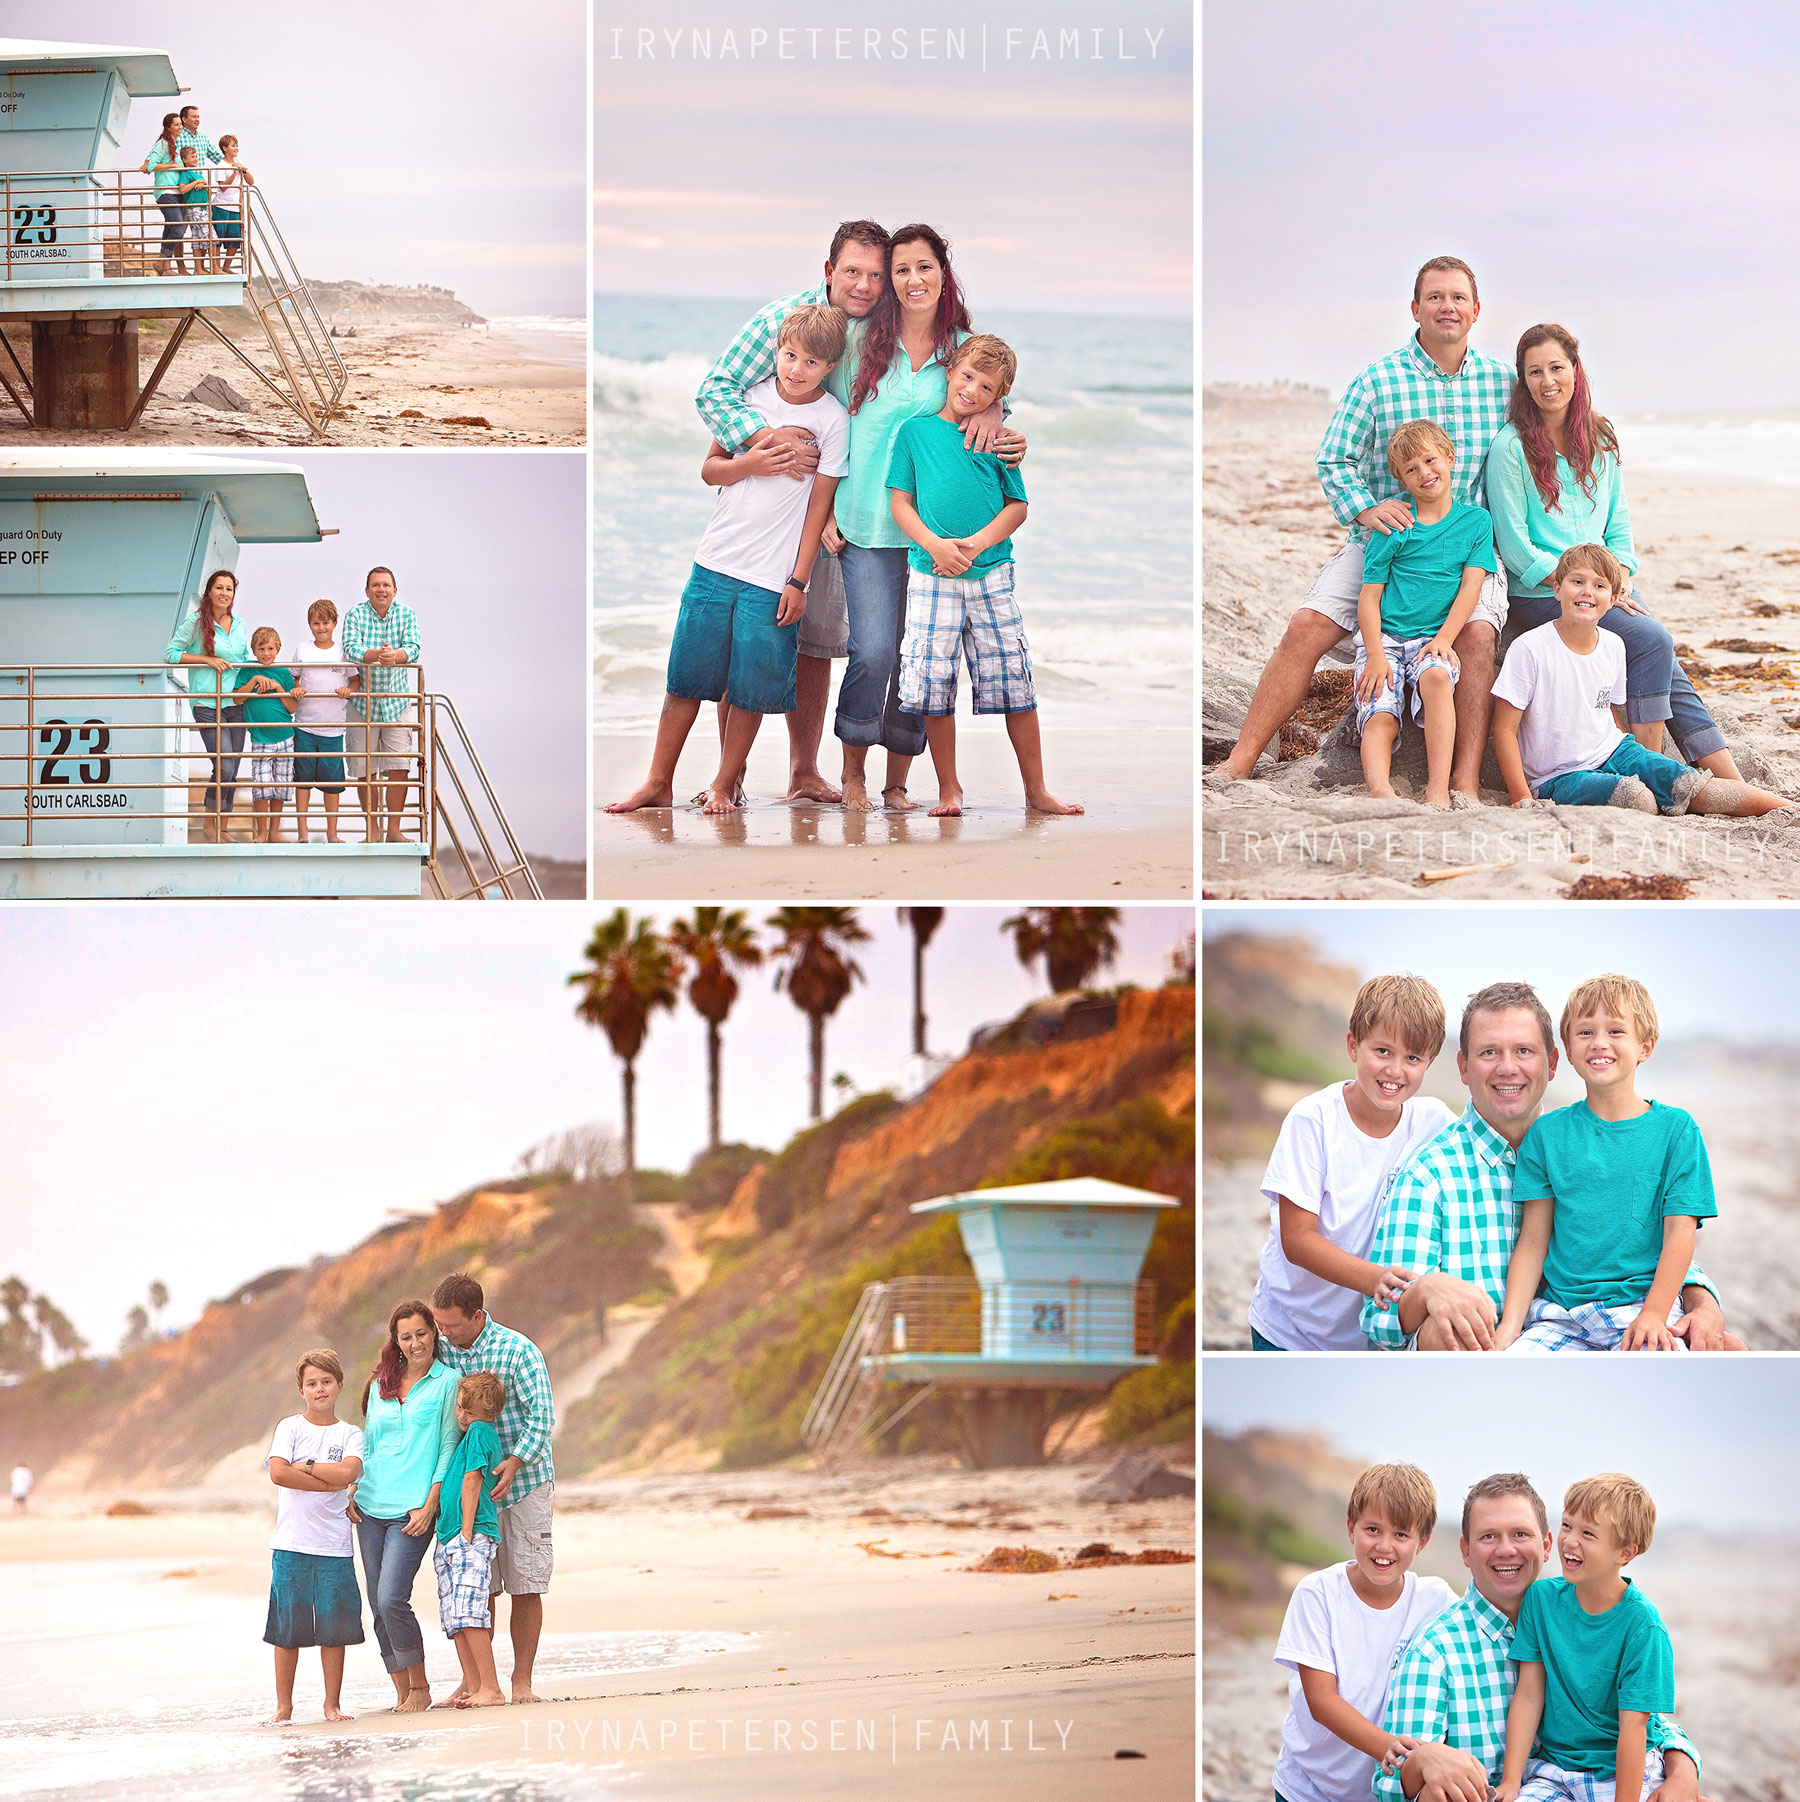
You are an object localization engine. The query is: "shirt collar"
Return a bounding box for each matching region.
[1461,1584,1516,1645]
[1459,1101,1517,1168]
[1403,332,1468,382]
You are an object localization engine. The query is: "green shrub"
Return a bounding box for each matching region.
[1103,1358,1194,1441]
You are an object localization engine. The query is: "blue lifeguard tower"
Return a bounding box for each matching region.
[0,39,345,434]
[804,1178,1175,1469]
[0,450,538,898]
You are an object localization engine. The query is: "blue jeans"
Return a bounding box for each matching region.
[158,196,188,253]
[834,541,925,756]
[1509,591,1726,760]
[190,703,245,815]
[1537,736,1694,811]
[355,1512,433,1673]
[1250,1325,1285,1351]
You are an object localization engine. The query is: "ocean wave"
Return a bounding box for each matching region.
[1625,418,1800,489]
[595,352,713,424]
[490,314,586,337]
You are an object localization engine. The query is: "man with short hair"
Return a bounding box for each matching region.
[1377,1474,1707,1802]
[342,567,421,844]
[1360,983,1743,1352]
[431,1271,555,1707]
[1210,257,1514,802]
[174,105,223,168]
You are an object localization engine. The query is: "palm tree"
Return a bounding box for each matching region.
[897,907,944,1056]
[668,907,764,1151]
[569,910,680,1202]
[768,907,871,1120]
[1002,907,1123,994]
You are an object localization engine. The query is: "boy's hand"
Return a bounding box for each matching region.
[776,582,809,627]
[1511,795,1556,810]
[1355,651,1391,706]
[1357,498,1415,536]
[1621,1308,1678,1351]
[335,684,352,697]
[1422,638,1461,674]
[1493,1321,1521,1351]
[928,536,974,577]
[1369,1265,1415,1309]
[1494,1781,1522,1802]
[1379,1734,1422,1772]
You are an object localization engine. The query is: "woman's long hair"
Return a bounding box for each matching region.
[849,223,972,416]
[158,113,180,159]
[195,569,236,658]
[361,1299,439,1415]
[1508,324,1619,512]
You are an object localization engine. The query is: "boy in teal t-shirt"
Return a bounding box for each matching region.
[1497,1474,1679,1802]
[1497,974,1717,1353]
[888,333,1081,821]
[1353,419,1497,808]
[433,1371,507,1708]
[234,626,299,843]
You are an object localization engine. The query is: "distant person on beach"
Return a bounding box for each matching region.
[210,135,253,274]
[10,1464,30,1514]
[1361,983,1744,1352]
[142,115,188,276]
[235,627,300,842]
[889,333,1079,817]
[350,1301,460,1714]
[606,303,850,815]
[343,567,421,843]
[1486,325,1745,785]
[1491,546,1792,820]
[166,569,251,841]
[1207,257,1512,802]
[1272,1462,1455,1802]
[1248,974,1454,1351]
[290,600,359,844]
[263,1348,365,1726]
[432,1371,509,1710]
[432,1273,555,1707]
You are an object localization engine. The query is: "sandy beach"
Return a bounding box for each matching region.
[0,320,585,448]
[1202,389,1800,898]
[594,721,1193,899]
[3,1461,1193,1802]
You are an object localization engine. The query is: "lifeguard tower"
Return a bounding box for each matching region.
[804,1178,1175,1469]
[0,450,539,898]
[0,39,345,435]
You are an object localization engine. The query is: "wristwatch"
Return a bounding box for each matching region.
[305,1459,316,1474]
[785,575,807,594]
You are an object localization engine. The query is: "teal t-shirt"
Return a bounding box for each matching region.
[234,663,296,742]
[886,412,1028,576]
[1360,500,1497,638]
[1513,1101,1716,1309]
[1511,1578,1675,1777]
[435,1418,502,1544]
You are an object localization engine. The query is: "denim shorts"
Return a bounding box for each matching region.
[1352,631,1459,732]
[293,727,346,791]
[264,1549,365,1648]
[666,561,798,716]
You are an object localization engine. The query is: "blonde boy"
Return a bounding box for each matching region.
[234,626,298,842]
[1352,420,1497,808]
[290,600,359,843]
[1248,974,1456,1351]
[1497,1476,1677,1802]
[1497,976,1716,1353]
[434,1370,508,1709]
[1273,1463,1455,1802]
[211,133,251,273]
[263,1349,365,1725]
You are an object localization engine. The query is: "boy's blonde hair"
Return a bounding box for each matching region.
[458,1371,506,1421]
[1564,1473,1655,1555]
[250,625,281,652]
[1560,973,1658,1047]
[296,1347,343,1387]
[1349,972,1446,1058]
[1348,1463,1437,1536]
[1385,418,1455,478]
[1552,542,1625,594]
[307,599,337,626]
[949,332,1018,401]
[777,303,849,366]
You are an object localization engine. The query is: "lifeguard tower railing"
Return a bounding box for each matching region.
[0,170,347,436]
[0,662,541,898]
[802,1276,1156,1466]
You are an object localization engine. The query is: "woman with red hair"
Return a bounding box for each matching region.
[1486,325,1742,780]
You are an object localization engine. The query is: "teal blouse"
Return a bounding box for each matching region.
[356,1357,460,1519]
[165,610,251,701]
[1484,423,1638,599]
[146,142,183,194]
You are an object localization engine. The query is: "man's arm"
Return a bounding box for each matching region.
[1669,1277,1744,1351]
[1361,1165,1444,1348]
[1317,376,1409,535]
[489,1344,554,1502]
[694,293,801,452]
[1646,1715,1704,1802]
[1378,1646,1487,1802]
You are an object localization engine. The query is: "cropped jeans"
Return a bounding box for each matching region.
[834,541,926,757]
[189,702,245,817]
[355,1512,433,1673]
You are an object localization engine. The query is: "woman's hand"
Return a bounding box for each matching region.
[204,656,231,674]
[345,1496,363,1524]
[821,520,844,555]
[994,427,1027,467]
[1610,586,1646,615]
[403,1505,434,1537]
[1368,1265,1415,1310]
[1354,651,1391,707]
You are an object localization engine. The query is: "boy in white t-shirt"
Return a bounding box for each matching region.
[1493,544,1793,819]
[1273,1463,1455,1802]
[289,599,361,844]
[1248,973,1455,1351]
[606,303,851,816]
[263,1348,365,1725]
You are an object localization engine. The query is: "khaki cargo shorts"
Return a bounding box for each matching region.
[492,1479,554,1596]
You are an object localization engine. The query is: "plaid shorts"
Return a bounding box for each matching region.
[250,738,294,802]
[1518,1747,1664,1802]
[1507,1295,1687,1353]
[434,1532,498,1637]
[896,562,1036,716]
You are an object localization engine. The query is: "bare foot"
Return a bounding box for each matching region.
[1025,788,1084,815]
[1449,790,1484,812]
[510,1685,544,1706]
[882,785,920,813]
[294,832,310,844]
[692,782,745,808]
[1423,789,1452,810]
[604,779,675,814]
[788,770,843,803]
[395,1688,431,1713]
[930,788,964,817]
[326,832,342,843]
[456,1686,508,1709]
[841,774,877,813]
[323,1705,354,1722]
[430,1687,472,1710]
[1365,781,1397,800]
[699,784,742,816]
[261,1708,294,1727]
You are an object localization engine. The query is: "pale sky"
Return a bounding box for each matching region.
[0,3,587,316]
[1203,0,1800,410]
[0,906,1193,1349]
[596,1,1191,316]
[1204,1359,1800,1534]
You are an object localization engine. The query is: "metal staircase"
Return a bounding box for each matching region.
[424,692,543,899]
[803,1282,941,1466]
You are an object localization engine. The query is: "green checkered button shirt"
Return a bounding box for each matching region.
[1376,1584,1700,1800]
[1316,336,1516,544]
[341,600,420,725]
[695,283,828,454]
[437,1317,555,1507]
[1360,1104,1715,1349]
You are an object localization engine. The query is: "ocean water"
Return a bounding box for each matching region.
[594,294,1193,735]
[488,316,588,370]
[1622,411,1800,488]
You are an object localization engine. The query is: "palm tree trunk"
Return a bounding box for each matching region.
[707,1018,722,1151]
[622,1058,637,1206]
[912,935,926,1056]
[808,1012,824,1120]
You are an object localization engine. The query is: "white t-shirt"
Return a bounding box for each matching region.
[1273,1563,1457,1802]
[213,164,245,207]
[1248,1085,1455,1352]
[289,640,356,734]
[10,1465,30,1500]
[1490,621,1627,794]
[266,1413,365,1556]
[693,376,851,594]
